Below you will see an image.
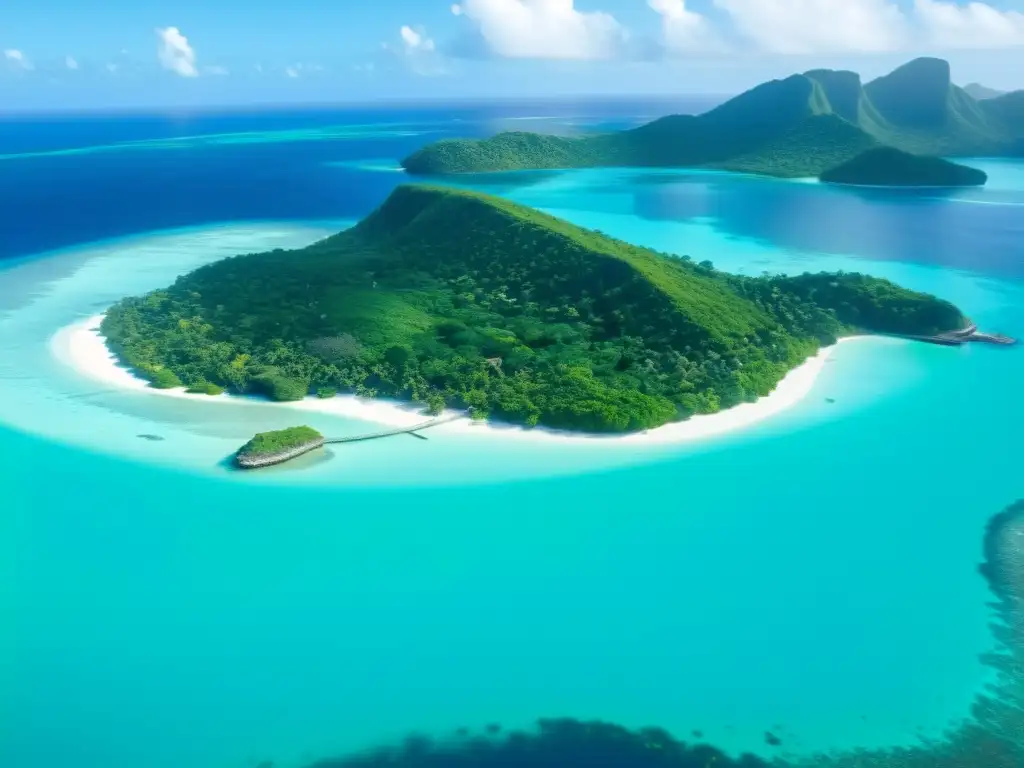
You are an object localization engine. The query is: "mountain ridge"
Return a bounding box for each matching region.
[402,57,1024,180]
[964,82,1007,100]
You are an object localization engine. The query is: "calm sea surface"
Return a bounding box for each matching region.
[1,99,1022,768]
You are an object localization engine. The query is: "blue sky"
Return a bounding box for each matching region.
[2,0,1023,110]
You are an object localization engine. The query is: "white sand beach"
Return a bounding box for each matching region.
[50,314,860,447]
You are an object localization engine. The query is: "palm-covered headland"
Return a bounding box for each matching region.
[102,185,975,436]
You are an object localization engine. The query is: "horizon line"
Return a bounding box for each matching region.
[0,92,732,120]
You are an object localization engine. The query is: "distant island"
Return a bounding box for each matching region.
[402,57,1022,183]
[820,147,988,187]
[101,185,969,434]
[963,82,1007,101]
[235,426,324,468]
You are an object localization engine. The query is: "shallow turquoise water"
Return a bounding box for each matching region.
[1,160,1023,768]
[0,125,438,162]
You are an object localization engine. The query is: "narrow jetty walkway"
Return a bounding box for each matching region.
[324,414,463,444]
[904,322,1017,347]
[234,415,464,470]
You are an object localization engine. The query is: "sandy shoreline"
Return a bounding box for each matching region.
[50,314,859,447]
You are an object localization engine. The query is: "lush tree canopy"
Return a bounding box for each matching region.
[102,185,966,434]
[820,147,987,187]
[237,426,323,461]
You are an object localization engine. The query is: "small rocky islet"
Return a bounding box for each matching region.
[234,426,324,469]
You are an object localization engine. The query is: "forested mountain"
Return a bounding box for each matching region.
[402,58,1023,180]
[102,185,966,433]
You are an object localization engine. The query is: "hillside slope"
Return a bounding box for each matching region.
[862,57,1015,155]
[102,185,966,433]
[402,57,1023,180]
[403,76,874,178]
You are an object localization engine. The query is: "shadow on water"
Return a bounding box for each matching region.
[421,170,566,196]
[488,168,1024,279]
[269,501,1024,768]
[624,170,780,188]
[820,184,968,203]
[624,175,1024,279]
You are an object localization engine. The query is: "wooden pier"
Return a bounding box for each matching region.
[323,414,463,444]
[235,414,463,469]
[905,322,1017,348]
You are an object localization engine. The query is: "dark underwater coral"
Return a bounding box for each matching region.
[305,719,770,768]
[787,501,1024,768]
[296,502,1024,768]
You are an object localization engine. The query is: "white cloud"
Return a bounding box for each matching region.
[279,62,322,77]
[712,0,908,53]
[914,0,1024,48]
[649,0,724,53]
[400,25,436,53]
[204,64,229,75]
[155,26,198,77]
[451,0,626,60]
[64,55,79,70]
[4,49,34,71]
[701,0,1024,54]
[384,25,446,74]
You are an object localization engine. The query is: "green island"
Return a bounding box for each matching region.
[401,57,1022,182]
[101,184,968,434]
[235,426,325,468]
[820,147,988,187]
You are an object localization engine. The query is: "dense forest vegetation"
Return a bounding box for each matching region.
[820,147,988,187]
[102,185,965,434]
[401,57,1023,179]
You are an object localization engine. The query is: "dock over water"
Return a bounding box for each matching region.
[905,322,1017,348]
[235,414,463,469]
[324,414,463,444]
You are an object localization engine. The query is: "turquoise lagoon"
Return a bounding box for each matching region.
[1,143,1023,767]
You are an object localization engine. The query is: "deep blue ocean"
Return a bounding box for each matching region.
[1,97,1022,768]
